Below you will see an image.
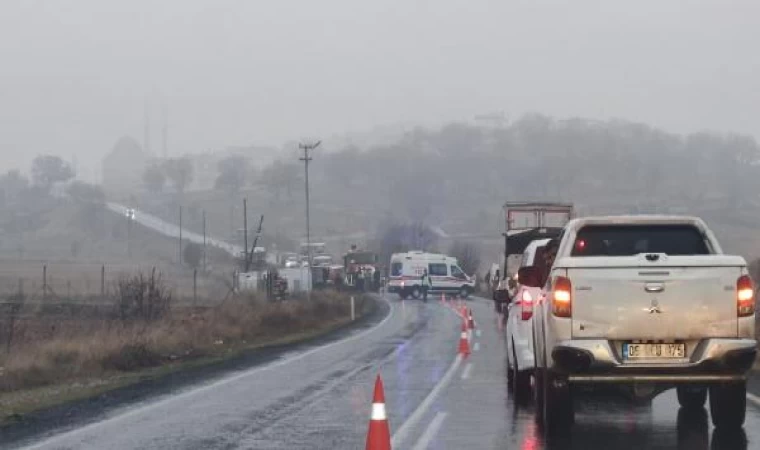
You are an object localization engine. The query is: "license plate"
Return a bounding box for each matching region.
[623,343,685,359]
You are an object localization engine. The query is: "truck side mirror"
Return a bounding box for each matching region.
[518,266,541,288]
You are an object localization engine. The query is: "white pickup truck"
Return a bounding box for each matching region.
[531,216,757,433]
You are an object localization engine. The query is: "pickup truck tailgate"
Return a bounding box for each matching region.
[566,255,744,340]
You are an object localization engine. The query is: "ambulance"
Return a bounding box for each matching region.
[387,251,474,299]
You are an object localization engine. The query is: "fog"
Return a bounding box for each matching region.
[2,0,760,178]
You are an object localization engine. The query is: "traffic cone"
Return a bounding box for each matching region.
[366,375,392,450]
[468,308,475,330]
[458,321,470,356]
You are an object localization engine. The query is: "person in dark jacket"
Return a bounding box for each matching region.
[421,269,432,302]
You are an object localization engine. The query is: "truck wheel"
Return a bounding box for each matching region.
[677,386,707,409]
[459,286,471,299]
[532,338,544,420]
[533,368,544,421]
[512,342,531,404]
[410,286,421,299]
[507,345,515,391]
[543,370,574,434]
[709,381,746,429]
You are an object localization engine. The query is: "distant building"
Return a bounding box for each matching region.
[102,136,150,193]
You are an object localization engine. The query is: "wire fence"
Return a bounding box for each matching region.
[0,260,233,309]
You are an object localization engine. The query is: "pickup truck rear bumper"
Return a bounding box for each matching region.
[551,338,757,383]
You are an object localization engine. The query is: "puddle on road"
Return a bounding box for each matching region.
[504,389,756,450]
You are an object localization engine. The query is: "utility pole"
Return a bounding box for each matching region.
[202,210,207,272]
[245,215,264,271]
[299,140,321,298]
[179,206,183,266]
[127,212,132,258]
[243,198,249,272]
[229,204,234,242]
[143,96,151,154]
[162,102,168,158]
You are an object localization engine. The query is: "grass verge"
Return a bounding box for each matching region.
[0,291,374,425]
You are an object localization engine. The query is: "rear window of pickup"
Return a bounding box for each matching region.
[571,224,710,256]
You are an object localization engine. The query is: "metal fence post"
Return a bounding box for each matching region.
[193,269,198,306]
[42,264,47,301]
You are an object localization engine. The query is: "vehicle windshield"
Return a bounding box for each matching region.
[572,225,710,256]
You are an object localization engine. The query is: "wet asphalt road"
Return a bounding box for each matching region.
[11,294,760,449]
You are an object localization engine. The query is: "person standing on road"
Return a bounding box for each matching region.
[421,269,432,302]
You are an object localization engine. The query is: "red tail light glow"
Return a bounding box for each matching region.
[521,290,533,321]
[552,276,572,318]
[737,275,755,317]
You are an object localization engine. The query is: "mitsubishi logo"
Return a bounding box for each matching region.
[647,299,662,314]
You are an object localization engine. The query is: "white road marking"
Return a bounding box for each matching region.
[475,329,482,337]
[747,392,760,408]
[474,342,481,352]
[461,363,473,380]
[23,297,396,450]
[411,411,448,450]
[391,355,463,448]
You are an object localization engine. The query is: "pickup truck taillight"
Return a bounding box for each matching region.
[521,290,533,320]
[552,276,572,318]
[737,275,755,317]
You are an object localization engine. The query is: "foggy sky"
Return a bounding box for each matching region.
[2,0,759,180]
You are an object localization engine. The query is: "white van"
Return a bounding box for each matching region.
[387,251,475,299]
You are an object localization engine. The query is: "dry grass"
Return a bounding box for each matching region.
[0,291,367,398]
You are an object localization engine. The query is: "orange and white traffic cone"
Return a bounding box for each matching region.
[468,308,475,330]
[366,375,392,450]
[458,321,470,357]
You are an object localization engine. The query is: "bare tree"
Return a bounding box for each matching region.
[258,161,301,199]
[0,170,29,206]
[375,222,439,265]
[449,240,481,276]
[163,157,194,193]
[31,155,75,192]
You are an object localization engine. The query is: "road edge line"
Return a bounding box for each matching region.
[461,362,473,380]
[747,392,760,408]
[391,354,462,448]
[410,411,448,450]
[23,296,395,450]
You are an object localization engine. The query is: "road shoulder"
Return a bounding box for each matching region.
[0,295,389,447]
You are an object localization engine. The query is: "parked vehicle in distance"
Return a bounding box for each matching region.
[312,255,333,267]
[531,215,757,433]
[387,251,474,299]
[506,238,552,401]
[344,246,381,292]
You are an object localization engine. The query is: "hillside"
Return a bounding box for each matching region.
[131,115,760,268]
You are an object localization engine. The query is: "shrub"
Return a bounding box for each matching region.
[113,269,172,322]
